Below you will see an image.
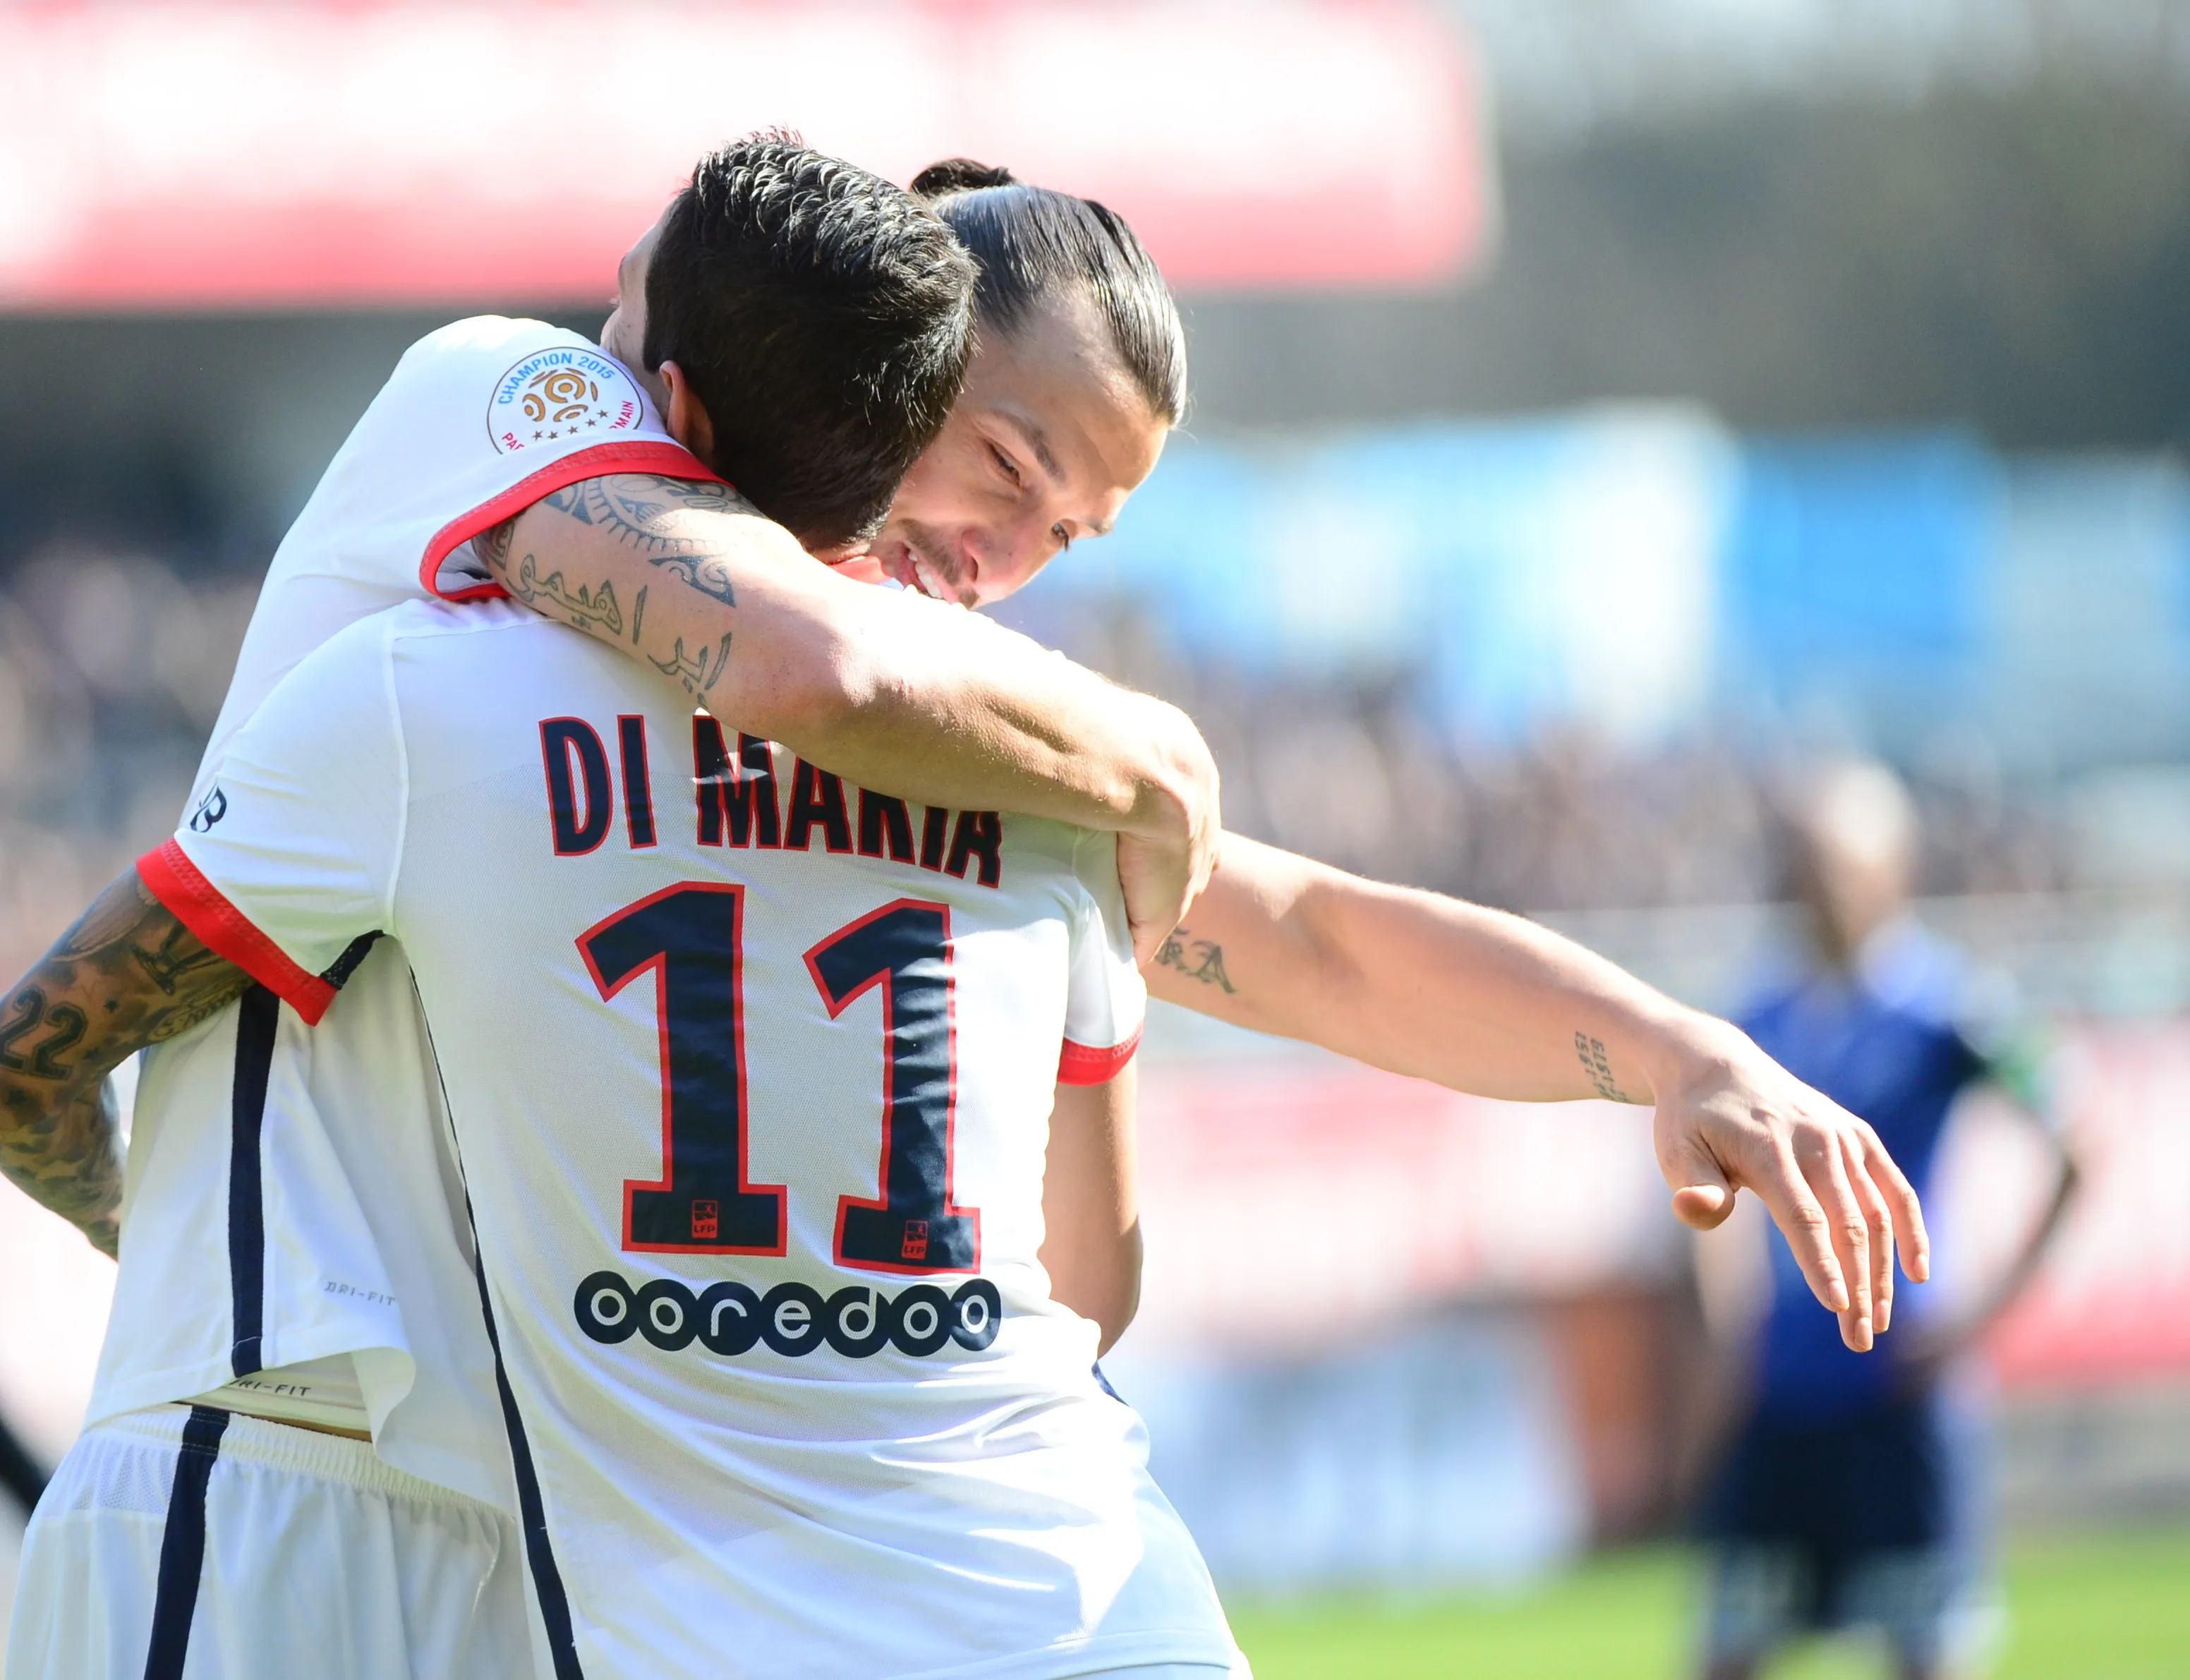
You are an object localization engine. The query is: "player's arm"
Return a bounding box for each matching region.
[478,476,1218,962]
[7,610,409,1262]
[1151,833,1928,1353]
[1039,1067,1141,1355]
[0,870,251,1257]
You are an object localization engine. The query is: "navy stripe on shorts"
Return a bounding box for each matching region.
[140,1405,232,1680]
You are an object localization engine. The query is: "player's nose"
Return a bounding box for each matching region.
[976,513,1063,598]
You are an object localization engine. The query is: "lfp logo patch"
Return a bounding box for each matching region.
[488,347,645,454]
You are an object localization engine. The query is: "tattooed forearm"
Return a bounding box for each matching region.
[1156,928,1237,994]
[475,513,517,576]
[509,552,625,635]
[1575,1032,1638,1104]
[648,632,734,697]
[542,474,758,585]
[0,869,252,1256]
[480,473,763,692]
[649,551,741,608]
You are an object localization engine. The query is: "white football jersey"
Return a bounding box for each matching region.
[143,600,1236,1678]
[95,315,718,1504]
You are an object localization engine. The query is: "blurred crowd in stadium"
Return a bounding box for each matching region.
[1067,594,2067,914]
[0,550,257,976]
[0,548,2072,988]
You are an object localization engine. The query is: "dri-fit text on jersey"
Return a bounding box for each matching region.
[537,714,1003,886]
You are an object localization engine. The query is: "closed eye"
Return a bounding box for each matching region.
[988,442,1024,488]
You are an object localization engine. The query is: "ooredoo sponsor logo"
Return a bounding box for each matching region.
[574,1271,1001,1359]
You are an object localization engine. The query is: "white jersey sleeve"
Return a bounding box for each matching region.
[143,615,406,1025]
[195,316,716,792]
[1057,829,1147,1085]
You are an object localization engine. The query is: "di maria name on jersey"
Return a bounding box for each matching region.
[138,602,1238,1679]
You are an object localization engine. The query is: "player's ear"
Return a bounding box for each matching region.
[658,360,718,471]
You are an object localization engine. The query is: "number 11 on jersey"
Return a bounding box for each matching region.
[581,886,977,1273]
[805,900,978,1274]
[580,883,787,1255]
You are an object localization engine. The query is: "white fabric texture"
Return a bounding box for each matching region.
[95,317,707,1501]
[5,1408,536,1680]
[147,602,1228,1678]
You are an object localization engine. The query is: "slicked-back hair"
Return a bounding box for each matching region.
[645,135,977,548]
[912,159,1187,427]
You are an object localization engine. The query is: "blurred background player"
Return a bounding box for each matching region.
[1695,759,2078,1680]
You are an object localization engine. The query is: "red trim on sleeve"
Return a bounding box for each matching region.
[418,439,725,603]
[137,839,337,1026]
[1057,1025,1143,1087]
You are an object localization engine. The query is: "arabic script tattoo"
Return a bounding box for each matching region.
[479,473,765,696]
[512,554,624,635]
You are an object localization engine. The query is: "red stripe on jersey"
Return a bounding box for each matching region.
[137,839,337,1026]
[1056,1026,1142,1087]
[418,439,726,603]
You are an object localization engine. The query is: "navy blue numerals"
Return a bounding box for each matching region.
[579,884,787,1255]
[576,885,992,1350]
[804,900,979,1274]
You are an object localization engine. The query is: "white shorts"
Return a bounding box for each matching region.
[6,1404,538,1679]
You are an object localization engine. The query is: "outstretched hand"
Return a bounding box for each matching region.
[1651,1020,1928,1352]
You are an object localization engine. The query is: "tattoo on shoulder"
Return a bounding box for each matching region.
[1156,928,1237,994]
[1575,1032,1637,1103]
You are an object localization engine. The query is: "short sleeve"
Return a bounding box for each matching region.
[357,318,721,604]
[193,318,721,799]
[140,615,407,1026]
[1056,830,1147,1086]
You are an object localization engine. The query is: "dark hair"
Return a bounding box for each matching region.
[912,159,1187,426]
[645,134,977,548]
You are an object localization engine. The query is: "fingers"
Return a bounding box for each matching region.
[1664,1136,1737,1229]
[1127,917,1163,972]
[1751,1135,1849,1317]
[1856,1117,1930,1284]
[1113,833,1190,972]
[1841,1128,1895,1337]
[1671,1183,1734,1229]
[1805,1125,1874,1351]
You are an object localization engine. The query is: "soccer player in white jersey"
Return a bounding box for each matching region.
[0,148,1923,1675]
[132,588,1236,1674]
[0,138,1232,1680]
[500,157,1929,1353]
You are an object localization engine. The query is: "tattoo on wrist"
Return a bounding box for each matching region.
[1156,928,1236,993]
[1575,1032,1637,1103]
